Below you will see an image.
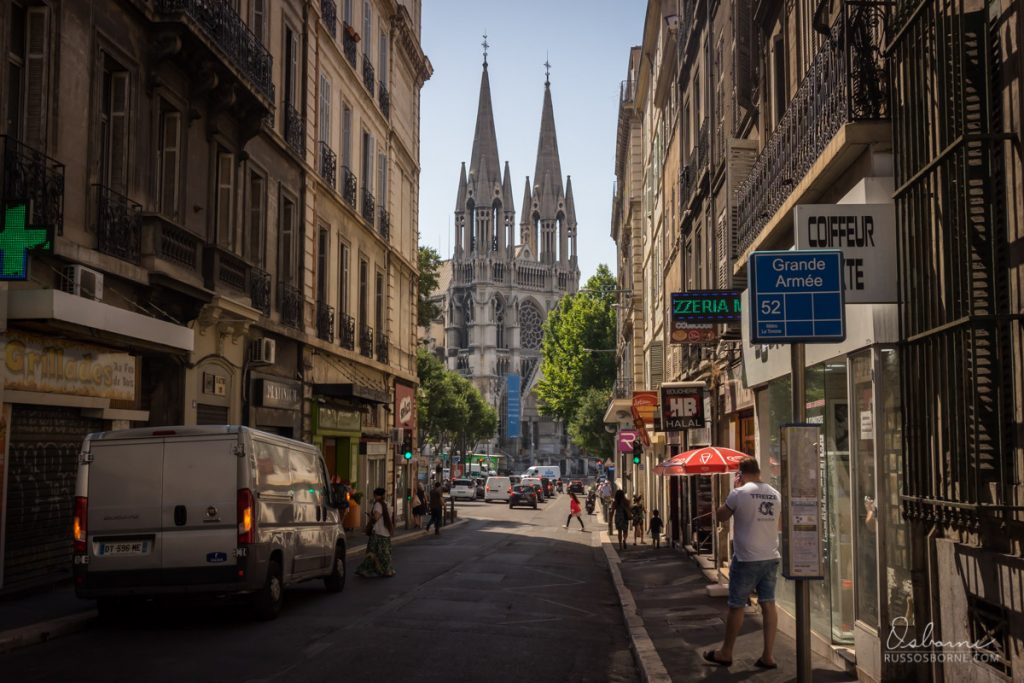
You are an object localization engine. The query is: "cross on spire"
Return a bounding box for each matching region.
[544,53,551,85]
[482,32,489,66]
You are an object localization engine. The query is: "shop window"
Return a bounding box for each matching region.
[851,351,878,628]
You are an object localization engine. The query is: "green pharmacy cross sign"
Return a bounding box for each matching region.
[1,204,53,280]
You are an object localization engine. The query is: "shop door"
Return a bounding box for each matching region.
[738,411,756,456]
[3,406,101,592]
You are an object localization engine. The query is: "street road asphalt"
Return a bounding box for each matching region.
[0,495,639,683]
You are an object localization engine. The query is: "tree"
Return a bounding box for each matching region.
[536,264,618,425]
[568,387,616,457]
[416,347,498,458]
[418,246,443,327]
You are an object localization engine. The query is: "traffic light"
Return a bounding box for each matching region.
[402,435,413,461]
[632,440,642,465]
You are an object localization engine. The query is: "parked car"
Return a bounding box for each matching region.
[521,477,545,502]
[508,485,538,510]
[568,480,585,494]
[484,476,512,503]
[72,426,346,620]
[450,479,477,501]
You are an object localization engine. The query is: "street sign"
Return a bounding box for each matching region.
[780,424,824,580]
[630,392,658,447]
[749,250,845,343]
[506,374,521,439]
[660,382,706,431]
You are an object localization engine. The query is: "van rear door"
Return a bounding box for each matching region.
[161,435,238,570]
[87,438,164,572]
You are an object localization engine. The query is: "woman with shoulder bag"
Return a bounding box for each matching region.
[356,488,396,578]
[412,483,426,529]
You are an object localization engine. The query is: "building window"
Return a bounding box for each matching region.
[377,151,387,203]
[319,73,332,145]
[519,300,543,350]
[339,242,350,313]
[215,150,235,249]
[375,269,384,332]
[246,169,266,267]
[378,30,388,86]
[362,131,374,191]
[343,0,352,24]
[317,226,329,302]
[341,103,352,168]
[6,3,50,149]
[251,0,267,45]
[362,0,372,55]
[284,25,298,109]
[358,258,369,326]
[100,56,131,193]
[157,107,181,220]
[279,194,297,282]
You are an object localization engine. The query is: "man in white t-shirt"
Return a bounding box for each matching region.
[704,457,781,669]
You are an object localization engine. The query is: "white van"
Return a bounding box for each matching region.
[524,465,561,480]
[73,426,346,619]
[484,476,512,503]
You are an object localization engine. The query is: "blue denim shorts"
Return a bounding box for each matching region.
[728,558,780,608]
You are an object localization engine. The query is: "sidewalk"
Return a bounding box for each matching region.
[601,532,856,682]
[0,519,464,654]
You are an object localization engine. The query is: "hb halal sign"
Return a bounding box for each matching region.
[660,382,706,431]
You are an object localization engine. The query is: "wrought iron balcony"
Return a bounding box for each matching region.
[378,206,390,241]
[339,312,356,350]
[316,301,335,342]
[284,103,304,156]
[612,377,634,399]
[361,186,375,225]
[155,0,273,103]
[362,54,375,95]
[321,0,337,37]
[379,81,390,118]
[318,141,336,189]
[342,166,358,207]
[376,331,389,364]
[342,23,358,69]
[734,2,888,257]
[1,136,64,236]
[279,281,303,328]
[95,184,141,264]
[359,323,374,358]
[249,266,271,315]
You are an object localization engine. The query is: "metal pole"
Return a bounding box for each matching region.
[791,343,811,683]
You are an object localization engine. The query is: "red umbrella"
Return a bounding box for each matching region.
[654,447,750,476]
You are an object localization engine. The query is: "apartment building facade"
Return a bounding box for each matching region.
[0,0,429,594]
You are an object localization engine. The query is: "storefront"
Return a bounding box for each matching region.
[312,403,361,484]
[249,375,302,438]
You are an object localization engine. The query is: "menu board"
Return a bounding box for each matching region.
[781,424,825,579]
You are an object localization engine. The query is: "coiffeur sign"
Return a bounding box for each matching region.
[631,391,658,447]
[1,330,136,401]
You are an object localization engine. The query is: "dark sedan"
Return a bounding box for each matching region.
[509,484,538,509]
[568,480,585,494]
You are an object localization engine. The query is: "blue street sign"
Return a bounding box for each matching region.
[749,250,845,343]
[506,374,521,439]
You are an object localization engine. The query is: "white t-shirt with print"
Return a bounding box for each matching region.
[372,501,391,537]
[725,482,781,562]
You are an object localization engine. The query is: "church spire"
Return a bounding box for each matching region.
[532,70,564,220]
[468,58,502,203]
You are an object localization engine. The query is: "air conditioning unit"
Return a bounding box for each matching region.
[61,265,104,301]
[249,338,276,365]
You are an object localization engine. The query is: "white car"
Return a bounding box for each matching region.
[450,478,477,501]
[484,476,512,503]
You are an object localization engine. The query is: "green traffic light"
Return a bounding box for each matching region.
[632,455,641,465]
[404,451,413,460]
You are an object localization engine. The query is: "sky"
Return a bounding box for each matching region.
[418,0,647,282]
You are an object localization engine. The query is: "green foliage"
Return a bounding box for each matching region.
[416,347,498,456]
[536,264,618,424]
[568,387,616,457]
[418,246,443,327]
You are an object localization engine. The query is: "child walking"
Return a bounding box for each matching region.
[565,491,585,531]
[649,509,664,548]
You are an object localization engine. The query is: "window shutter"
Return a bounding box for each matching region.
[319,74,331,145]
[160,112,181,218]
[342,106,352,167]
[108,72,130,192]
[24,7,49,150]
[649,341,664,388]
[217,152,235,248]
[247,171,266,266]
[379,32,387,86]
[253,0,266,44]
[377,152,386,203]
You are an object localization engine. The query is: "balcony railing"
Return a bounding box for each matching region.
[204,244,249,293]
[379,81,390,117]
[284,103,304,156]
[144,215,200,272]
[342,23,358,68]
[342,166,357,207]
[321,0,337,37]
[339,312,356,350]
[155,0,273,102]
[95,184,141,264]
[279,282,303,328]
[359,323,374,357]
[1,136,64,236]
[734,2,888,256]
[361,186,375,225]
[612,377,634,399]
[620,79,634,104]
[318,141,336,189]
[362,54,375,95]
[316,301,335,342]
[376,331,389,364]
[378,207,390,241]
[249,266,271,315]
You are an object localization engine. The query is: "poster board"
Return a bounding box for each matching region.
[780,424,824,580]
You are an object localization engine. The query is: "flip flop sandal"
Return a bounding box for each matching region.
[754,659,778,669]
[703,650,732,667]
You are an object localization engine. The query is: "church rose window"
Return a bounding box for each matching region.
[520,301,543,350]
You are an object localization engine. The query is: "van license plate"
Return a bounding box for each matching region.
[99,541,150,556]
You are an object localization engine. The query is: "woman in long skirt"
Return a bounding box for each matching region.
[356,487,396,578]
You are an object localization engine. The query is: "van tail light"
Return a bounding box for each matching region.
[73,496,88,553]
[237,488,254,544]
[486,486,490,492]
[508,487,512,495]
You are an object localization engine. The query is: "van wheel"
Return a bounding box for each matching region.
[324,546,346,593]
[253,560,284,620]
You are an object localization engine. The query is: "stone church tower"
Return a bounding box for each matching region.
[443,56,580,471]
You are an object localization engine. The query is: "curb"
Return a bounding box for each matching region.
[600,531,672,683]
[0,610,96,655]
[345,518,469,557]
